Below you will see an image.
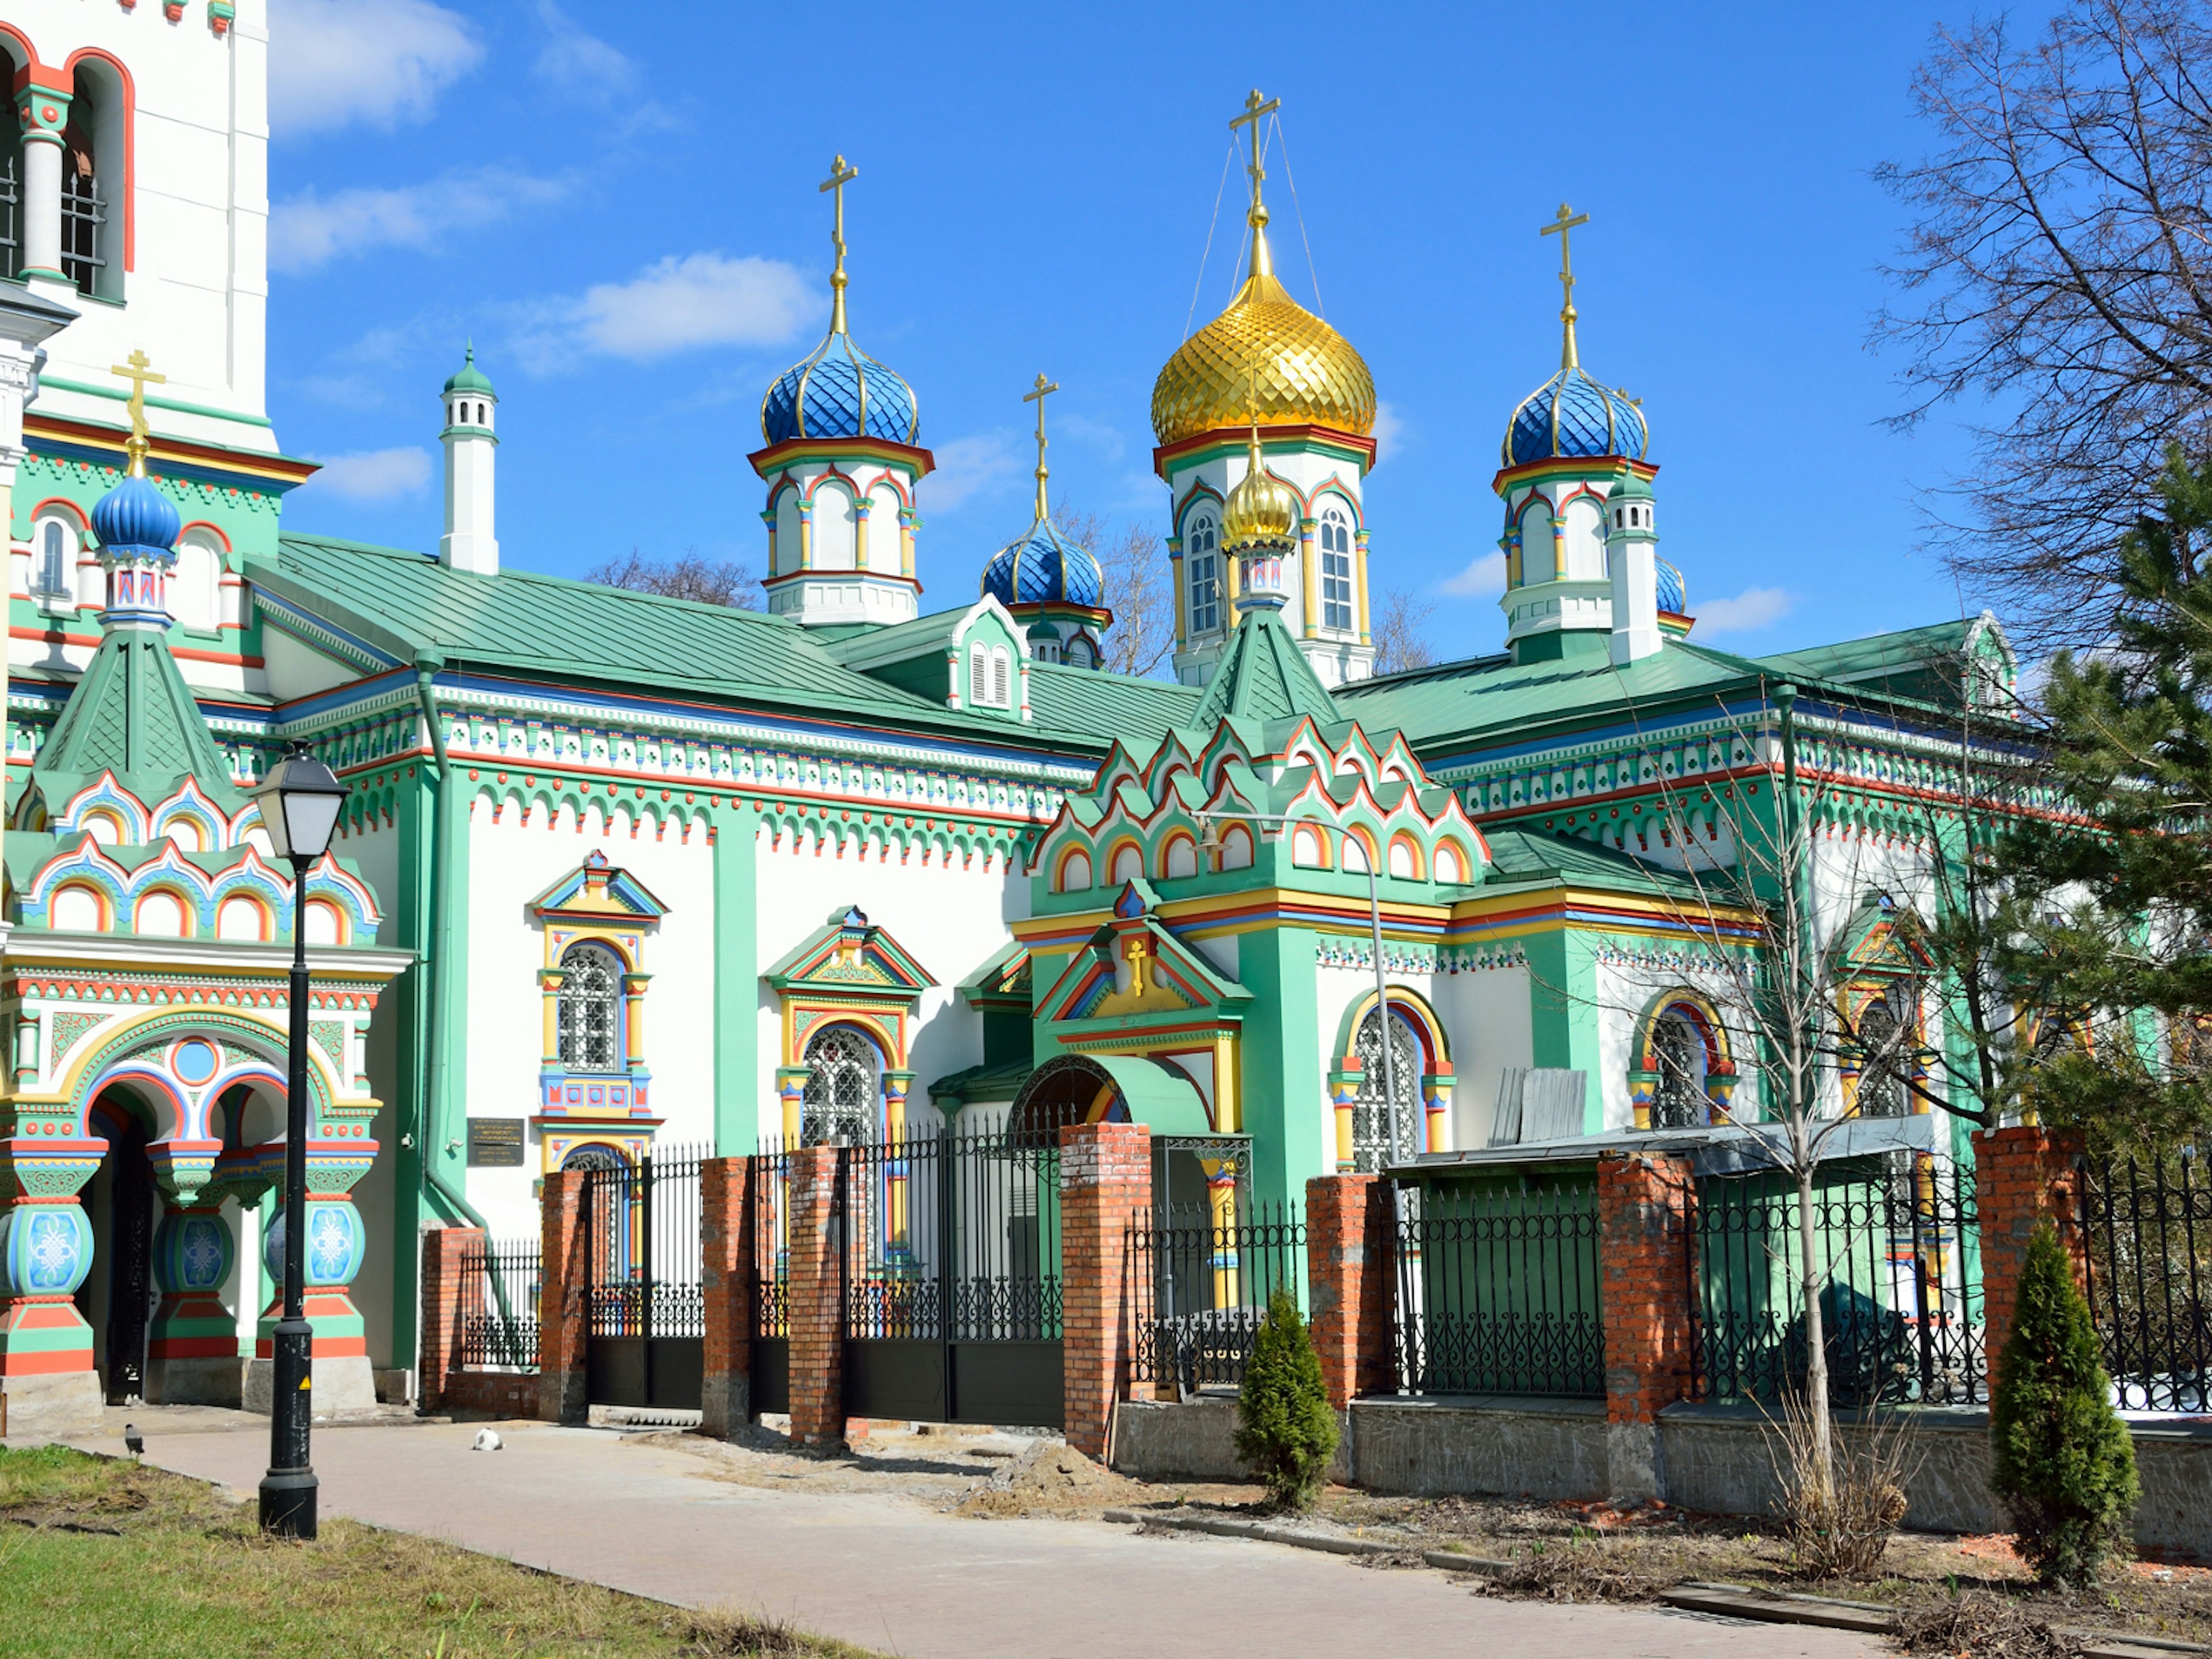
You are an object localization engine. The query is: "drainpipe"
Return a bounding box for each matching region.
[414,652,490,1235]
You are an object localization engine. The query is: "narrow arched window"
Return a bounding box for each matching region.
[1320,507,1354,631]
[1187,514,1221,634]
[35,517,71,599]
[1350,1005,1422,1172]
[968,644,987,706]
[1854,986,1912,1118]
[802,1025,877,1145]
[992,647,1011,707]
[0,114,20,282]
[1651,1011,1708,1129]
[557,941,623,1073]
[60,90,105,297]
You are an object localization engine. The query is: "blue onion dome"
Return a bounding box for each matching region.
[762,327,919,446]
[982,517,1103,609]
[1657,557,1685,615]
[92,470,180,555]
[1502,365,1649,467]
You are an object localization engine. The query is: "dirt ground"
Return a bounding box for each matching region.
[637,1419,2212,1655]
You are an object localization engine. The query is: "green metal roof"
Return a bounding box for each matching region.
[442,346,495,397]
[1480,824,1721,903]
[1087,1052,1215,1137]
[1192,609,1340,728]
[31,628,248,815]
[1755,620,1975,703]
[1025,661,1200,747]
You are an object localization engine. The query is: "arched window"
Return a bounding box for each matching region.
[1291,825,1324,868]
[1218,825,1253,870]
[1388,835,1418,880]
[1351,1005,1422,1172]
[1162,835,1197,879]
[34,515,75,600]
[1853,986,1913,1118]
[304,899,343,945]
[217,895,267,941]
[1109,843,1142,885]
[51,884,104,931]
[802,1024,878,1145]
[1066,634,1097,669]
[134,890,187,938]
[1058,848,1092,892]
[1650,1009,1709,1130]
[992,646,1010,707]
[173,531,224,632]
[0,102,18,282]
[1186,514,1221,634]
[1319,507,1354,631]
[563,1142,627,1173]
[557,941,624,1073]
[59,89,105,297]
[1434,842,1467,885]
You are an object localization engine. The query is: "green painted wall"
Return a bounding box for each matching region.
[712,811,758,1153]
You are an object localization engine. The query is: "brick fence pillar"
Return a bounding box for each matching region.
[1597,1151,1697,1501]
[417,1225,483,1414]
[1973,1125,2089,1366]
[1060,1120,1151,1462]
[1305,1173,1396,1410]
[786,1144,844,1448]
[700,1155,755,1439]
[536,1169,590,1425]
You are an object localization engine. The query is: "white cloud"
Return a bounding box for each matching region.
[926,432,1024,511]
[305,446,433,502]
[1694,585,1795,637]
[268,0,482,136]
[513,253,818,368]
[271,169,572,274]
[1056,413,1126,461]
[533,0,637,92]
[1373,400,1409,454]
[1440,551,1506,599]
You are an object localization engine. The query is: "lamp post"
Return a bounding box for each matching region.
[249,744,350,1539]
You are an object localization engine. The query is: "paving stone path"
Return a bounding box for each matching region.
[71,1412,1883,1659]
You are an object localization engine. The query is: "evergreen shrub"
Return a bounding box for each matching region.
[1989,1225,2139,1586]
[1233,1287,1340,1510]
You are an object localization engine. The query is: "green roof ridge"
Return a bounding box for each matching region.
[33,628,247,816]
[1192,609,1339,728]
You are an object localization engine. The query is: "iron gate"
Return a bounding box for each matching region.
[839,1127,1063,1427]
[582,1145,706,1410]
[746,1145,790,1416]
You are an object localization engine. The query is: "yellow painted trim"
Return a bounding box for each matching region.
[1300,521,1319,640]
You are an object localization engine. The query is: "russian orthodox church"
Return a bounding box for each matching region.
[0,7,2020,1434]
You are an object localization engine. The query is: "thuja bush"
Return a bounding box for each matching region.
[1233,1287,1339,1510]
[1990,1225,2139,1586]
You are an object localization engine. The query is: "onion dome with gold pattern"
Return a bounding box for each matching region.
[1221,438,1299,556]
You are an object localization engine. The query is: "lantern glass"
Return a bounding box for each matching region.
[252,751,347,863]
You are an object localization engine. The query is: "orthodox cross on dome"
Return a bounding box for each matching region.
[1022,372,1058,522]
[1229,88,1280,279]
[819,153,859,334]
[1540,202,1590,371]
[109,348,165,477]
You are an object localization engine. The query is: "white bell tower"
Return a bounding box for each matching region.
[439,347,498,576]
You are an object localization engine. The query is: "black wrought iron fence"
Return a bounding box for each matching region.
[749,1142,790,1341]
[2082,1153,2211,1414]
[459,1235,540,1370]
[1691,1154,1983,1407]
[1393,1178,1604,1397]
[583,1143,706,1342]
[1128,1200,1306,1393]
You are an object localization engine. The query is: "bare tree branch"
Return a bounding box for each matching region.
[586,548,762,609]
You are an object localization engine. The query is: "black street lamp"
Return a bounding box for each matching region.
[249,744,350,1539]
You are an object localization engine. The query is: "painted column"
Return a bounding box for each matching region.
[1210,1032,1240,1134]
[1298,517,1319,639]
[1628,1068,1660,1131]
[0,1139,102,1436]
[760,508,778,574]
[1327,1062,1363,1173]
[881,1069,914,1270]
[146,1194,244,1406]
[775,1066,808,1146]
[1421,1072,1455,1154]
[249,1134,379,1414]
[1703,1067,1738,1126]
[16,82,70,283]
[1201,1157,1238,1309]
[1168,542,1187,649]
[898,507,917,579]
[796,501,815,570]
[537,968,566,1066]
[621,972,649,1066]
[1354,529,1372,645]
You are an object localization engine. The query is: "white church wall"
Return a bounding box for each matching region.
[1435,963,1533,1149]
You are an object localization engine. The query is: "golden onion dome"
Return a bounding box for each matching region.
[1151,267,1376,448]
[1221,437,1300,553]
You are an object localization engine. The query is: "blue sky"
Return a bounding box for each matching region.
[267,0,2005,664]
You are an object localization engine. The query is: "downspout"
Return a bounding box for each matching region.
[415,652,491,1234]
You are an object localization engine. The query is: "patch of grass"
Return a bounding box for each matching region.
[0,1445,876,1659]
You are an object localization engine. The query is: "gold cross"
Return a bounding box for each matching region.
[1023,373,1059,522]
[819,154,859,332]
[1540,203,1590,369]
[1229,88,1281,225]
[109,348,165,476]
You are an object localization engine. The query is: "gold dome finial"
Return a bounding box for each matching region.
[1150,92,1374,448]
[820,154,858,335]
[1022,372,1058,524]
[1221,344,1299,573]
[1540,202,1590,372]
[110,348,165,478]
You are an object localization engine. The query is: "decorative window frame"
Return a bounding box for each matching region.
[1627,988,1737,1131]
[529,851,668,1152]
[764,905,937,1145]
[1330,986,1453,1166]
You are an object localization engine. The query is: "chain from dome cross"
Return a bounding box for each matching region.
[1540,203,1589,370]
[819,154,859,334]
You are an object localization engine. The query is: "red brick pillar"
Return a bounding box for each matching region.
[1973,1126,2089,1366]
[785,1144,844,1448]
[417,1225,483,1414]
[1305,1173,1396,1409]
[1597,1151,1697,1501]
[536,1169,590,1425]
[1060,1120,1151,1461]
[700,1156,756,1439]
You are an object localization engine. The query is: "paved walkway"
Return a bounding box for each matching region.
[73,1414,1881,1659]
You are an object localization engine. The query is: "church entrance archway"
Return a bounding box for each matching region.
[78,1090,158,1404]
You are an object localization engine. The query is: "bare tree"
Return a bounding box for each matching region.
[1370,589,1438,676]
[1875,0,2212,652]
[586,549,762,609]
[1054,506,1175,678]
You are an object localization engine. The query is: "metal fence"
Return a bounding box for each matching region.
[459,1235,540,1371]
[2083,1153,2211,1414]
[582,1143,707,1343]
[1128,1199,1306,1393]
[1691,1154,1983,1407]
[1393,1178,1605,1397]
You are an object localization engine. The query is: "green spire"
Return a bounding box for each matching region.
[1194,608,1340,728]
[443,342,495,397]
[32,630,247,820]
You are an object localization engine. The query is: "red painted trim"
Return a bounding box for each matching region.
[747,434,935,480]
[1153,422,1377,476]
[0,24,43,77]
[176,518,234,552]
[28,495,89,528]
[26,414,319,483]
[62,49,134,272]
[0,1349,96,1376]
[7,623,264,668]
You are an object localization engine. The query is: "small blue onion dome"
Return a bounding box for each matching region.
[1502,366,1649,467]
[762,328,919,446]
[92,471,180,555]
[1657,557,1686,615]
[982,518,1103,609]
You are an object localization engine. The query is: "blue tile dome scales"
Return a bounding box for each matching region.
[983,518,1103,611]
[762,327,920,448]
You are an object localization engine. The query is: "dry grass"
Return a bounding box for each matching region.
[1895,1591,2074,1658]
[1768,1395,1916,1579]
[0,1445,877,1659]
